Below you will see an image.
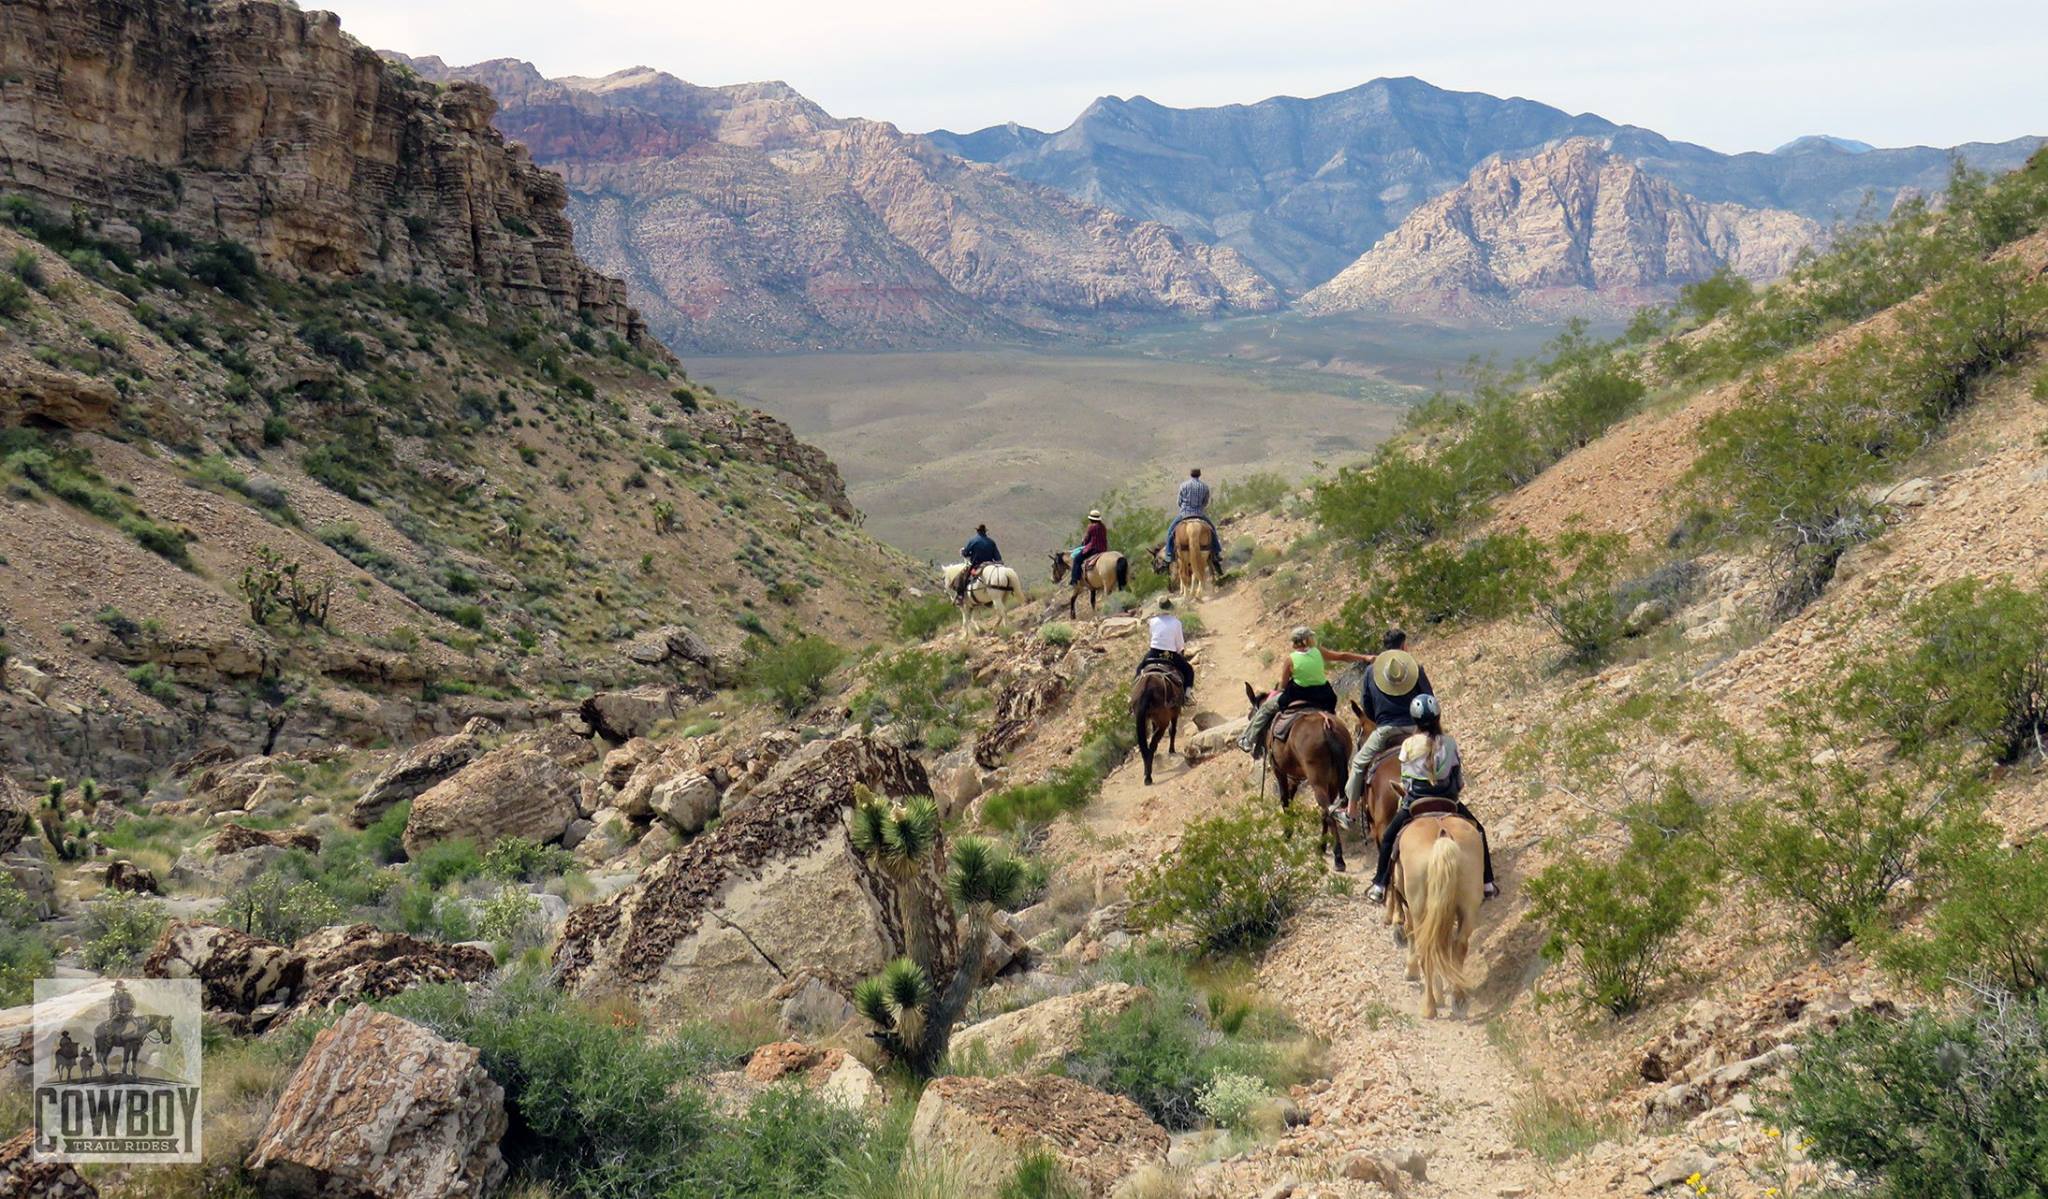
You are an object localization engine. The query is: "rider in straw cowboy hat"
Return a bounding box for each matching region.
[1366,692,1497,904]
[1069,508,1109,583]
[1343,628,1433,809]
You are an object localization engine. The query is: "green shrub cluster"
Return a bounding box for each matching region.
[851,648,977,750]
[80,891,168,972]
[997,1152,1084,1199]
[1525,779,1717,1016]
[1877,836,2048,996]
[891,593,957,642]
[0,871,49,1006]
[1781,992,2048,1199]
[0,428,191,566]
[744,633,845,716]
[1130,800,1323,955]
[221,871,343,944]
[979,682,1134,830]
[1213,471,1292,519]
[481,835,575,883]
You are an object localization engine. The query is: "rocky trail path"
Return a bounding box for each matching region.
[1060,573,1544,1197]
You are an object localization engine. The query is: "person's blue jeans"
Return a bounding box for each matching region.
[1163,515,1224,566]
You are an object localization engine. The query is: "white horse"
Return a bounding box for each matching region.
[941,562,1020,634]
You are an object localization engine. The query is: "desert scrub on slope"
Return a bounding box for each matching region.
[852,647,979,750]
[80,890,169,972]
[979,681,1135,830]
[744,633,844,716]
[1130,801,1323,955]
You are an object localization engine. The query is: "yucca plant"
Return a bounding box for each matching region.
[849,785,1025,1075]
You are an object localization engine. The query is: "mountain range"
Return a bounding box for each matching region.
[930,77,2043,296]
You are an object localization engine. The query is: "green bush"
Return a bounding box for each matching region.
[1533,529,1632,665]
[745,633,844,716]
[1877,836,2048,996]
[891,594,956,642]
[411,838,484,889]
[851,648,973,748]
[1780,993,2048,1199]
[80,891,168,972]
[997,1151,1085,1199]
[1525,780,1717,1016]
[0,273,27,319]
[476,885,546,950]
[1353,529,1554,629]
[1195,1068,1270,1131]
[481,835,574,883]
[221,870,344,944]
[0,929,52,1006]
[979,684,1132,831]
[1131,801,1323,954]
[1840,577,2048,763]
[1213,471,1292,519]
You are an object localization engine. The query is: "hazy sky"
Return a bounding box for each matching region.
[336,0,2047,153]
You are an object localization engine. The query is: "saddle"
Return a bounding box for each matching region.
[1270,701,1321,744]
[1387,797,1469,875]
[1138,661,1186,705]
[1077,551,1111,576]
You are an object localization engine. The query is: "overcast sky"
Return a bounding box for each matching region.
[336,0,2047,153]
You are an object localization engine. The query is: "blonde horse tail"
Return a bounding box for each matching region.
[1416,836,1473,994]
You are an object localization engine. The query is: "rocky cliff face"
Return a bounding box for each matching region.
[1299,140,1822,318]
[932,76,2041,295]
[0,0,649,343]
[390,57,1279,352]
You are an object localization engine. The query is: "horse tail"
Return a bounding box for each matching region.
[1133,677,1154,745]
[1115,556,1129,590]
[1417,836,1474,993]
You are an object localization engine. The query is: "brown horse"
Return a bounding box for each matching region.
[1244,683,1355,871]
[1049,550,1129,619]
[1132,666,1185,785]
[1388,812,1484,1018]
[1347,702,1405,850]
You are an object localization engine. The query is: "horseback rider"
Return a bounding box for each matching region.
[1343,628,1434,809]
[1069,509,1109,584]
[1161,467,1226,576]
[1239,627,1370,758]
[1366,693,1497,905]
[956,523,1002,599]
[1135,598,1196,692]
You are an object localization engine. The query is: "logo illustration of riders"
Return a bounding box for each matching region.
[33,978,202,1163]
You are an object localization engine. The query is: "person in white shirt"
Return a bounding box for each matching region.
[1134,598,1194,692]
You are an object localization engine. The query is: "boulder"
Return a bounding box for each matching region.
[101,859,160,895]
[143,920,305,1015]
[3,657,55,702]
[0,1127,97,1198]
[0,778,33,857]
[186,755,295,814]
[403,747,583,855]
[279,925,498,1023]
[910,1074,1169,1198]
[648,770,719,834]
[572,807,638,866]
[352,730,488,827]
[1339,1151,1407,1195]
[214,823,320,856]
[775,972,857,1037]
[949,983,1149,1074]
[600,737,662,790]
[1182,716,1248,761]
[171,842,291,891]
[580,685,687,743]
[554,732,945,1022]
[507,724,600,770]
[1,851,54,921]
[247,1007,507,1199]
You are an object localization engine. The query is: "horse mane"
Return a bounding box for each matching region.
[941,562,965,585]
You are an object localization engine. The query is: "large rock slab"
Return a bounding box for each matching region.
[352,728,488,827]
[949,983,1149,1074]
[402,746,584,855]
[0,776,32,856]
[0,1127,96,1198]
[284,925,495,1023]
[143,920,305,1015]
[580,685,686,743]
[910,1074,1169,1197]
[246,1007,507,1199]
[554,732,947,1022]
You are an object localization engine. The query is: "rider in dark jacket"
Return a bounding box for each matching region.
[957,525,1001,597]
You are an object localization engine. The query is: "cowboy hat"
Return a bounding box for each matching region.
[1373,650,1419,697]
[1087,509,1103,521]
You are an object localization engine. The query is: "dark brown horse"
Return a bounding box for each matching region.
[1348,701,1406,852]
[1132,666,1184,785]
[1245,683,1355,871]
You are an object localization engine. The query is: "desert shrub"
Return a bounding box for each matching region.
[80,891,168,972]
[1131,801,1323,954]
[1357,529,1554,629]
[745,633,844,716]
[979,684,1132,831]
[1533,529,1632,665]
[851,648,973,748]
[1780,991,2048,1199]
[1195,1069,1270,1131]
[997,1151,1085,1199]
[1213,471,1291,519]
[186,240,259,300]
[891,594,956,642]
[1725,710,1982,949]
[0,274,27,319]
[1877,837,2048,996]
[481,835,574,883]
[1525,779,1717,1016]
[1535,330,1647,452]
[0,930,51,1007]
[297,318,367,370]
[476,885,546,950]
[410,838,484,889]
[221,870,343,945]
[677,1084,888,1197]
[1039,622,1074,646]
[1839,577,2048,763]
[1507,1091,1618,1163]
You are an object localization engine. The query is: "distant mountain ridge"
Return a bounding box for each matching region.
[930,78,2043,295]
[390,55,1278,352]
[1300,139,1822,318]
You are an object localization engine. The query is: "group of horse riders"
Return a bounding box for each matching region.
[945,467,1497,906]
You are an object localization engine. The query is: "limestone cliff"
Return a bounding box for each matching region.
[1300,139,1822,318]
[390,57,1280,352]
[0,0,650,343]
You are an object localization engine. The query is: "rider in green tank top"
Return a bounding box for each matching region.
[1290,647,1328,687]
[1240,628,1368,758]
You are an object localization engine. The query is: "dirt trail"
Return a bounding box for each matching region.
[1063,567,1543,1197]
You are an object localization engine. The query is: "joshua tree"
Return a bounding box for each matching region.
[848,785,1023,1076]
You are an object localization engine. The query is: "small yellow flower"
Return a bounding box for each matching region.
[1687,1173,1702,1187]
[1766,1127,1782,1138]
[1800,1138,1815,1151]
[1766,1189,1779,1197]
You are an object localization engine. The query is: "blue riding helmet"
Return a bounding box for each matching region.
[1409,693,1441,721]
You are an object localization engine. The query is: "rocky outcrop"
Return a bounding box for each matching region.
[0,0,655,345]
[402,745,586,855]
[554,732,944,1021]
[214,824,321,856]
[0,357,120,433]
[389,57,1278,352]
[101,859,160,895]
[181,755,297,816]
[0,1128,96,1198]
[0,777,31,857]
[352,725,491,827]
[974,643,1078,769]
[247,1007,508,1199]
[703,1041,881,1114]
[143,920,305,1015]
[949,983,1149,1074]
[285,925,495,1022]
[580,685,687,743]
[1300,139,1823,317]
[910,1074,1169,1197]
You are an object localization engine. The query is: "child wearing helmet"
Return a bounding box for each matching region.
[1365,692,1498,904]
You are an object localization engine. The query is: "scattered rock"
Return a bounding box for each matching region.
[0,778,31,856]
[950,983,1148,1074]
[910,1074,1169,1198]
[2,851,55,920]
[283,925,495,1022]
[0,1127,96,1197]
[648,770,719,835]
[246,1007,507,1199]
[1338,1151,1406,1195]
[214,823,320,856]
[352,729,488,827]
[143,920,305,1015]
[580,685,687,742]
[403,746,584,855]
[1392,1145,1430,1181]
[1182,716,1248,761]
[1625,599,1672,636]
[101,859,159,895]
[1647,1150,1718,1190]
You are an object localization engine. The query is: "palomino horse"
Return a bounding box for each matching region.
[1131,664,1185,785]
[1048,551,1128,619]
[1144,522,1217,600]
[1243,684,1355,871]
[1347,702,1405,849]
[1389,810,1484,1018]
[941,562,1020,634]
